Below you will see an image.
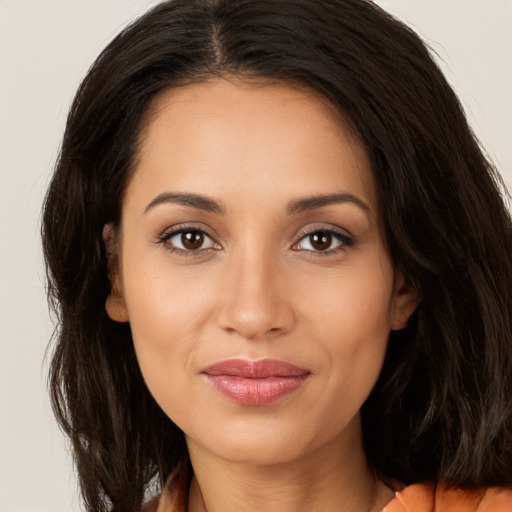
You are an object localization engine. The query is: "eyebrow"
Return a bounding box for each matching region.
[144,192,224,214]
[144,191,370,216]
[287,192,370,215]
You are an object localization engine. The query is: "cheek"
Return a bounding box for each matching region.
[303,260,394,391]
[123,251,215,341]
[120,255,217,410]
[309,311,390,443]
[303,256,394,343]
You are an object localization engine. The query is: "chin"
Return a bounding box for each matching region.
[211,440,307,466]
[185,413,351,467]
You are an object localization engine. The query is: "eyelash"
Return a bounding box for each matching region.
[156,225,354,256]
[292,227,354,255]
[156,225,221,256]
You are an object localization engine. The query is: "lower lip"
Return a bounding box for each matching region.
[204,374,309,406]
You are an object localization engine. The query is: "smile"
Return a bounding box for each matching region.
[201,358,311,406]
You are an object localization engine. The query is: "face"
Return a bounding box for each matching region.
[106,78,417,465]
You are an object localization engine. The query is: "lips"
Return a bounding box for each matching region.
[202,359,310,406]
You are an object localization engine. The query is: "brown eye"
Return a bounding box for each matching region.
[165,229,216,252]
[295,229,348,253]
[309,232,332,251]
[181,231,204,250]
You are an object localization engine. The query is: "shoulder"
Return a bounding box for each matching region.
[382,482,512,512]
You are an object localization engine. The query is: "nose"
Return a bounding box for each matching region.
[216,249,295,341]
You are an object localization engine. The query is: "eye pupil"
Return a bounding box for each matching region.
[181,231,204,250]
[310,232,332,251]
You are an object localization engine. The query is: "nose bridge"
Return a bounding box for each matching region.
[217,238,293,340]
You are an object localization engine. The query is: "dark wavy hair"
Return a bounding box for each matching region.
[41,0,512,510]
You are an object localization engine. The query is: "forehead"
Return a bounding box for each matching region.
[128,77,376,214]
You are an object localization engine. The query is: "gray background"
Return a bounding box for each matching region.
[1,1,510,510]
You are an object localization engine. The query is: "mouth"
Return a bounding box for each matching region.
[201,358,311,406]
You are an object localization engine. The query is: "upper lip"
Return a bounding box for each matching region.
[202,358,310,378]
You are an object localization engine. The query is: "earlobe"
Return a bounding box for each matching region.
[105,292,129,323]
[103,223,129,323]
[391,273,421,331]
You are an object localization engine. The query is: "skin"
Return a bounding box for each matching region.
[105,78,418,512]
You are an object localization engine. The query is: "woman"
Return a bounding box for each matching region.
[41,0,512,511]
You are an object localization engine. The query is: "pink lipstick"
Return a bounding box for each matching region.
[202,359,310,406]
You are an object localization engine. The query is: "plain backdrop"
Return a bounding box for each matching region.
[0,1,511,511]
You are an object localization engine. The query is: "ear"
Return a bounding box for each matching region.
[390,272,421,331]
[103,223,129,323]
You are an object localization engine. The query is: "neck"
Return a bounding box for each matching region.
[186,422,394,512]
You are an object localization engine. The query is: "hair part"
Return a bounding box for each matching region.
[42,1,512,510]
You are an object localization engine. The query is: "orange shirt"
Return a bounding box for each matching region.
[146,477,512,512]
[384,482,512,512]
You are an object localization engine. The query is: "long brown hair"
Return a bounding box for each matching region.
[42,1,512,510]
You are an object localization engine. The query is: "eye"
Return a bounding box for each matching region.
[294,229,352,253]
[159,228,219,253]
